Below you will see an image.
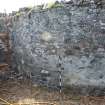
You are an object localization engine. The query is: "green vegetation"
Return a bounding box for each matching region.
[27,6,33,10]
[16,12,21,17]
[44,2,63,9]
[51,3,64,8]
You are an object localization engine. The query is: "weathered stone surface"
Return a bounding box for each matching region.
[0,18,7,32]
[0,39,6,63]
[0,19,8,64]
[0,1,105,95]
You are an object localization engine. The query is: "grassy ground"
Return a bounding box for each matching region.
[0,79,105,105]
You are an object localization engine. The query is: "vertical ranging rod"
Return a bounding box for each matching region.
[58,55,63,105]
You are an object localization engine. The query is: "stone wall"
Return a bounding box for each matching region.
[0,18,7,32]
[0,39,6,63]
[0,18,7,64]
[1,1,105,95]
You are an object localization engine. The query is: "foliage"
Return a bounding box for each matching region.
[16,12,21,17]
[43,2,63,9]
[51,3,64,8]
[27,6,33,10]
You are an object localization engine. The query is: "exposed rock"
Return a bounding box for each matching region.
[10,3,105,95]
[1,1,105,95]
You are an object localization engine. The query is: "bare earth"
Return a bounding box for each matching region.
[0,79,105,105]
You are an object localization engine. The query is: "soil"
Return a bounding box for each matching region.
[0,79,105,105]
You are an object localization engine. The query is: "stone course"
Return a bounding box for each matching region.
[1,1,105,95]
